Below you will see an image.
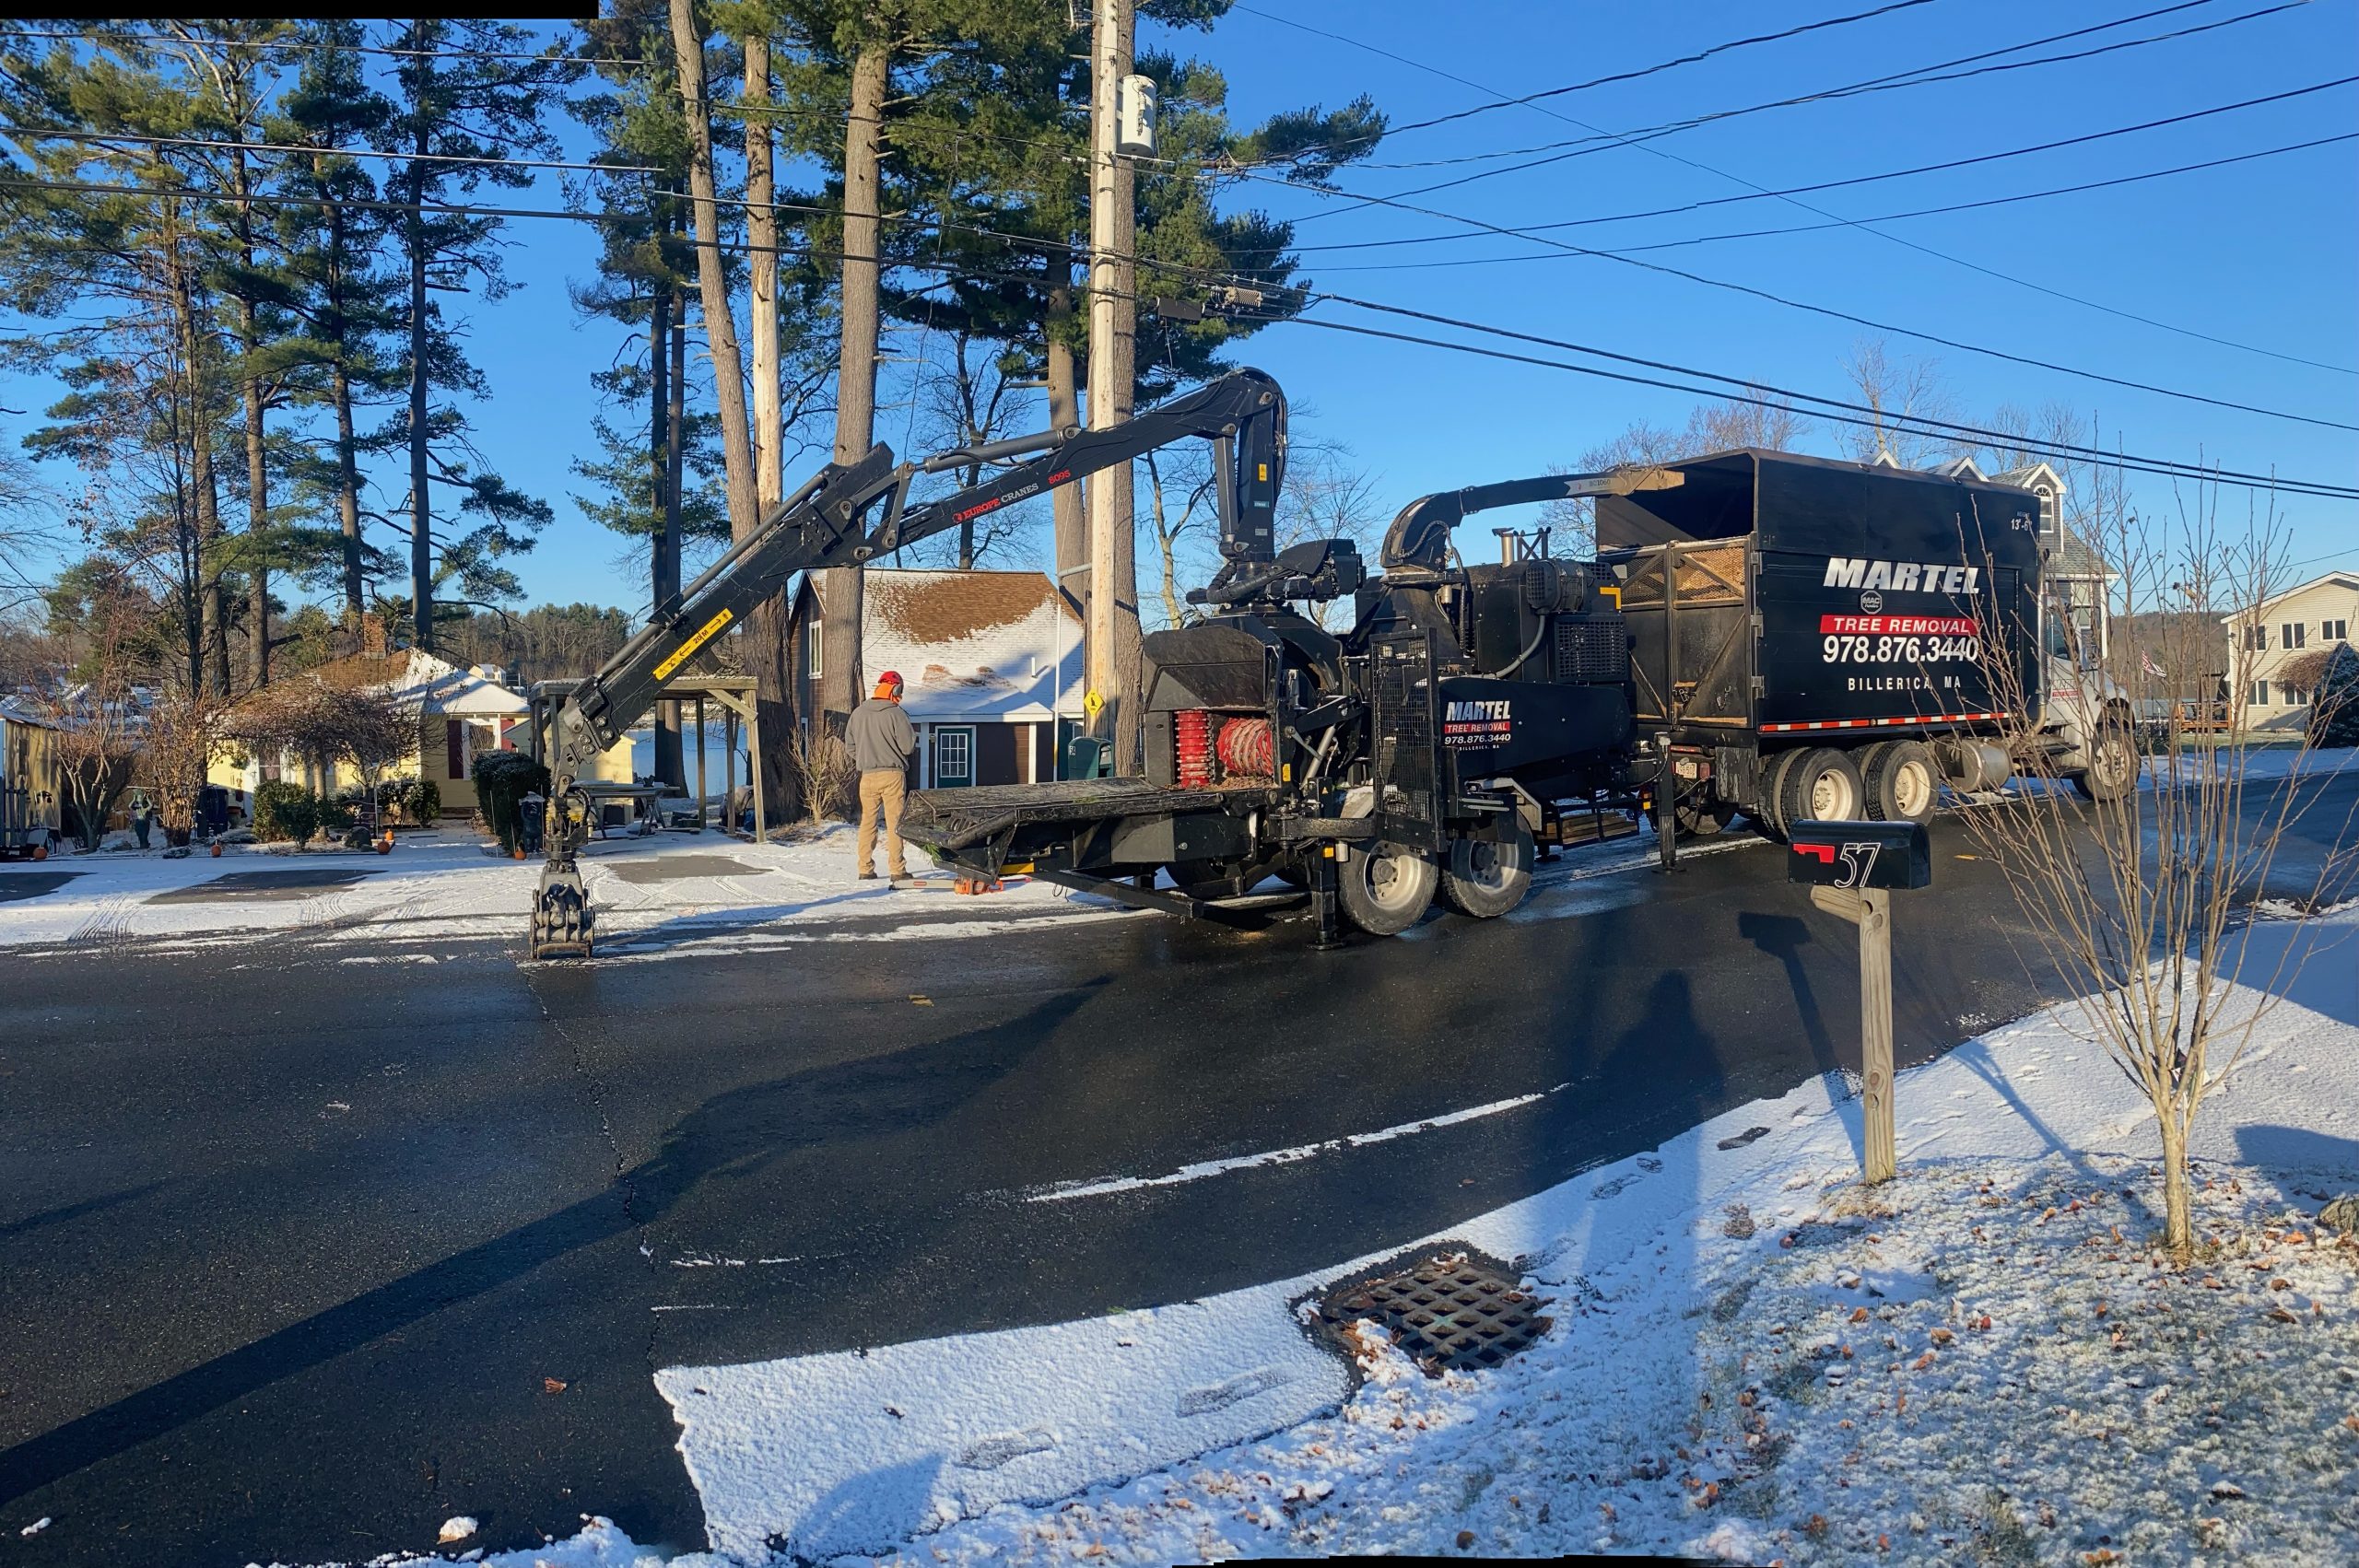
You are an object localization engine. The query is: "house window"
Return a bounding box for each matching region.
[2282,622,2306,650]
[2245,626,2269,652]
[933,726,973,788]
[2250,681,2271,708]
[806,617,823,679]
[2326,618,2350,642]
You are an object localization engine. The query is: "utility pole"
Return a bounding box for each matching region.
[1085,0,1139,771]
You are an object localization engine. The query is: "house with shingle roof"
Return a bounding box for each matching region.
[783,568,1084,788]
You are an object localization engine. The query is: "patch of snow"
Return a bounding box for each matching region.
[435,1516,477,1544]
[646,905,2359,1565]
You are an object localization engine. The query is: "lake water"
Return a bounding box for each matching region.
[627,722,748,790]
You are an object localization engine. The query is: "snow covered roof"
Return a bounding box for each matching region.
[306,647,527,716]
[853,569,1083,722]
[0,694,61,730]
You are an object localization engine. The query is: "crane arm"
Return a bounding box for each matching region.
[525,368,1288,958]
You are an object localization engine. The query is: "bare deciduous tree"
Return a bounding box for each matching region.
[1957,479,2357,1263]
[1840,337,1962,469]
[137,686,223,840]
[788,723,856,825]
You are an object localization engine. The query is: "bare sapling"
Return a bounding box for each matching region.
[1957,476,2357,1264]
[789,723,857,825]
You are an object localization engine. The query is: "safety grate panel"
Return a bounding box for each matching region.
[1555,614,1630,684]
[1318,1251,1550,1376]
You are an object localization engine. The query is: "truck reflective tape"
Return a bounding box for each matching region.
[654,606,734,681]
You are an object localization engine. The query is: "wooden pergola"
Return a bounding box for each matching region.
[526,674,766,844]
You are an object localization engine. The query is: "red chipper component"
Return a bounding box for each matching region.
[1215,716,1275,779]
[1175,708,1215,788]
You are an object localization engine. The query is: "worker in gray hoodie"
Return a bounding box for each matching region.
[847,670,918,884]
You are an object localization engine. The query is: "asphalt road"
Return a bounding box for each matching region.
[3,772,2351,1566]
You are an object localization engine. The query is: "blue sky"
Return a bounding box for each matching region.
[6,0,2355,614]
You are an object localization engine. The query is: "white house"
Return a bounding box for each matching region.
[2222,570,2359,731]
[786,568,1084,787]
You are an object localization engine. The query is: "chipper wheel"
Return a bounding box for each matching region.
[1336,839,1438,936]
[1438,823,1535,919]
[530,865,594,960]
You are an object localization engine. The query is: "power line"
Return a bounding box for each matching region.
[1241,0,1942,143]
[0,124,665,177]
[0,26,639,71]
[1309,134,2359,270]
[1270,310,2359,501]
[1289,76,2357,252]
[1237,4,2357,381]
[10,171,2350,488]
[1216,161,2359,432]
[1301,1,2309,217]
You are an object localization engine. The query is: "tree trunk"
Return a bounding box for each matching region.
[233,145,271,689]
[665,0,758,538]
[405,141,434,652]
[1145,452,1186,629]
[651,277,683,790]
[170,243,230,696]
[2158,1109,2195,1264]
[744,29,796,821]
[332,361,364,623]
[820,39,890,730]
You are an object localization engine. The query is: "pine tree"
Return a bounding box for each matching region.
[270,18,405,628]
[376,19,575,650]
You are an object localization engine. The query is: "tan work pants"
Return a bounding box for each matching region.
[856,768,909,878]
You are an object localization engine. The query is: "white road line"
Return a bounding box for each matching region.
[1022,1084,1569,1203]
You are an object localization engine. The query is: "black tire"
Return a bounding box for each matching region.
[1777,746,1866,829]
[1749,748,1807,841]
[2071,720,2139,802]
[1860,738,1939,825]
[1168,859,1244,901]
[1438,824,1536,919]
[1673,795,1738,838]
[1336,839,1438,936]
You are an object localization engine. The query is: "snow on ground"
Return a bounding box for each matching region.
[0,825,1107,954]
[624,907,2358,1568]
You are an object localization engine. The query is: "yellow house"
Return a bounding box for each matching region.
[2,695,65,846]
[206,648,634,821]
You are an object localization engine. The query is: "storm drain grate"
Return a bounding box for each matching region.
[1318,1251,1549,1376]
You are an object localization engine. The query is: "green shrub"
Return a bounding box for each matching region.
[252,779,310,843]
[2310,644,2359,749]
[471,750,548,855]
[276,791,320,848]
[317,795,356,837]
[404,778,442,825]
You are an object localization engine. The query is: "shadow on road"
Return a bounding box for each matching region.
[0,981,1102,1513]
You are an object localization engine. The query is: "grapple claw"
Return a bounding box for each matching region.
[530,866,593,959]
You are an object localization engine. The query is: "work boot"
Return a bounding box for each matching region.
[856,871,878,882]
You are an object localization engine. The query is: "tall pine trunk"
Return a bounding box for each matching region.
[405,133,435,651]
[651,275,683,789]
[820,40,890,729]
[232,146,271,688]
[332,361,364,623]
[667,0,764,813]
[744,31,795,821]
[170,238,230,696]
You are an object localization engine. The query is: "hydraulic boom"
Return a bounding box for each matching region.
[526,369,1287,958]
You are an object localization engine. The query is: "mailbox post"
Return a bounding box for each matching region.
[1786,819,1931,1185]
